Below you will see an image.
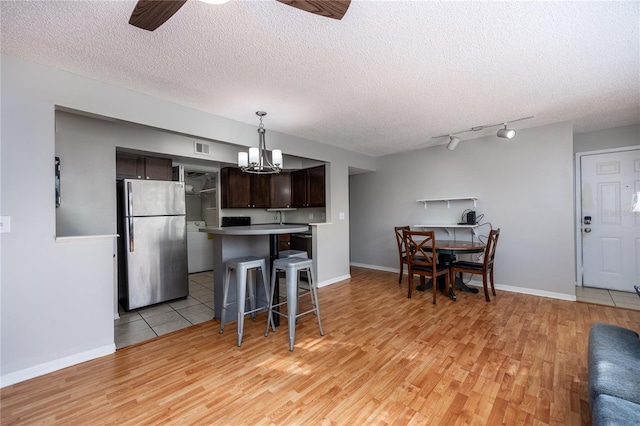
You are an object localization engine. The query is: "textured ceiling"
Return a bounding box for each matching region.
[1,0,638,157]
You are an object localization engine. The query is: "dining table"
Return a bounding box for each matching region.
[416,239,486,300]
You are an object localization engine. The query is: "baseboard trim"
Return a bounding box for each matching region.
[349,263,576,301]
[350,262,399,274]
[467,279,577,301]
[318,274,351,288]
[1,344,115,388]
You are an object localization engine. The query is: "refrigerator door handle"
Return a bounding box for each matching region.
[129,217,135,252]
[127,181,134,216]
[127,181,134,252]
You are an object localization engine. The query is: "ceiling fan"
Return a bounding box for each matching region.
[129,0,351,31]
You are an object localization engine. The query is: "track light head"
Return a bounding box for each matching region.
[446,135,460,151]
[497,124,516,139]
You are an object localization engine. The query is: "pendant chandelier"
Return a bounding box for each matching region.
[237,111,282,174]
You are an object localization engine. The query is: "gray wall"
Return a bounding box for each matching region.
[55,113,117,236]
[349,121,576,298]
[574,124,639,153]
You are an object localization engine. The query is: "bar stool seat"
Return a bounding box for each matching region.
[278,249,308,259]
[219,256,269,347]
[278,249,309,293]
[265,257,323,351]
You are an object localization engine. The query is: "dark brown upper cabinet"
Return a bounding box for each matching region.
[220,167,270,208]
[116,152,172,181]
[270,172,292,209]
[291,165,325,208]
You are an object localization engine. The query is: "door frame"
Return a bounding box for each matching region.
[574,145,639,287]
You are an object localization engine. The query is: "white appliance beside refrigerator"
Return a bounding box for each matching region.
[187,221,214,273]
[117,179,189,311]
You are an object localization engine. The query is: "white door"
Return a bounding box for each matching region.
[580,148,640,291]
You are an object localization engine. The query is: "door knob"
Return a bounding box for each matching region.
[584,228,592,233]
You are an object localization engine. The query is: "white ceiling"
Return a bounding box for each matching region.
[1,0,638,157]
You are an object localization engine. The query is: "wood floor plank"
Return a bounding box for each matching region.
[2,266,639,425]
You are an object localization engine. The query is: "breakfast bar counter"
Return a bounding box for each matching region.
[200,224,309,322]
[201,224,309,236]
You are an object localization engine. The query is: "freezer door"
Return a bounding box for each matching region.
[123,215,188,310]
[124,179,186,217]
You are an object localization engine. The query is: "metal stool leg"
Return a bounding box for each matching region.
[285,263,298,351]
[236,265,247,347]
[259,264,269,322]
[247,268,256,320]
[265,264,278,336]
[219,266,232,334]
[307,266,323,336]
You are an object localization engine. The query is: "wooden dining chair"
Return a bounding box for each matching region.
[394,226,410,284]
[402,230,450,304]
[449,228,501,302]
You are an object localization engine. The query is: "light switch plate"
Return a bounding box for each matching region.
[0,216,10,233]
[339,212,345,220]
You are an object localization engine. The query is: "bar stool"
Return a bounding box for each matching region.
[265,257,323,351]
[219,256,269,347]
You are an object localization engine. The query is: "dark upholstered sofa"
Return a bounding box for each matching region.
[588,323,640,425]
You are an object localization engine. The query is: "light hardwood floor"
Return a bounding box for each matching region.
[2,267,639,425]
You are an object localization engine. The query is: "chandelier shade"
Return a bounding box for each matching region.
[237,111,282,174]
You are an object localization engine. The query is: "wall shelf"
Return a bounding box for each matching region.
[200,188,217,194]
[416,197,477,209]
[413,224,479,236]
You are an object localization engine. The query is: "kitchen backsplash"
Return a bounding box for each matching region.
[220,207,326,225]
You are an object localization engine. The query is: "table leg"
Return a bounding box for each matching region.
[438,253,480,294]
[452,272,480,294]
[417,276,456,301]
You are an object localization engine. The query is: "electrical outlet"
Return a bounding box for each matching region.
[309,213,314,220]
[339,212,345,220]
[0,216,10,233]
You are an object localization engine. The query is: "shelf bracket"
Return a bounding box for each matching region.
[423,201,428,209]
[446,200,451,208]
[473,199,477,208]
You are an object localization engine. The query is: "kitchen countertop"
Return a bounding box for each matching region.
[199,224,310,236]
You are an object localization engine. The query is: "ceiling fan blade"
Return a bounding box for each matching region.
[276,0,351,20]
[129,0,188,31]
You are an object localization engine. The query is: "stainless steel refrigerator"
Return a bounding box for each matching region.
[117,179,188,311]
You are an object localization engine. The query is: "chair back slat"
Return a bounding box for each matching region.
[483,229,501,269]
[403,230,437,267]
[394,226,410,258]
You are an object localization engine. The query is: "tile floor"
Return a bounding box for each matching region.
[575,286,640,311]
[115,271,215,349]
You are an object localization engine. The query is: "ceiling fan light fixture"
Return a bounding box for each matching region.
[497,124,516,139]
[446,135,460,151]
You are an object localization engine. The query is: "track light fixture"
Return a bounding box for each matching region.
[496,124,517,139]
[434,116,534,150]
[446,135,460,151]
